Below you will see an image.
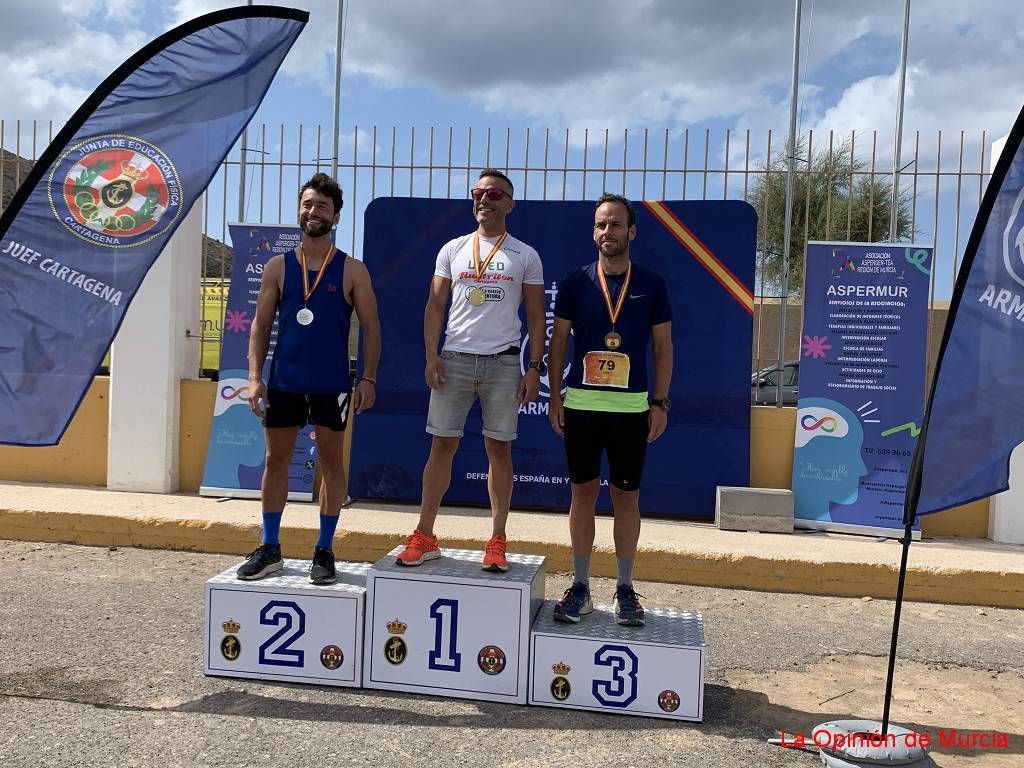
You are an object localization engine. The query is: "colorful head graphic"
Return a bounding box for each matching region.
[792,397,868,521]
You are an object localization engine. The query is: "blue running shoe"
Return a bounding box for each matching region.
[613,584,645,627]
[553,581,593,623]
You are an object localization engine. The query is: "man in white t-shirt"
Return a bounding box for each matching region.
[396,169,546,571]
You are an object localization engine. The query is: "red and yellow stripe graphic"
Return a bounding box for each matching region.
[642,200,754,315]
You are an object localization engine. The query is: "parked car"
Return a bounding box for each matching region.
[751,361,799,406]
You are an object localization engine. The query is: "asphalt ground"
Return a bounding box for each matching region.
[0,541,1021,768]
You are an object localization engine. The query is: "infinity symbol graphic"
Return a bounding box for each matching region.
[800,415,837,432]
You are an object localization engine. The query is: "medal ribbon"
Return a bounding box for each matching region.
[299,244,336,303]
[596,260,632,329]
[472,232,508,280]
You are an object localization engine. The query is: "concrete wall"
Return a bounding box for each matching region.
[0,378,987,537]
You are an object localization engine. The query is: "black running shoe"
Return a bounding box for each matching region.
[613,584,646,627]
[553,581,593,623]
[236,544,283,580]
[309,547,337,585]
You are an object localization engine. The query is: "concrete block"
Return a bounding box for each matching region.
[715,486,794,533]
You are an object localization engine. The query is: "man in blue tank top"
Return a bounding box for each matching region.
[237,173,381,585]
[548,194,674,627]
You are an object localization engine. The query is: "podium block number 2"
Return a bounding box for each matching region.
[428,598,461,672]
[259,600,306,667]
[592,644,638,707]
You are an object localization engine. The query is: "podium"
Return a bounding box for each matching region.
[363,547,545,704]
[204,559,369,687]
[529,601,705,721]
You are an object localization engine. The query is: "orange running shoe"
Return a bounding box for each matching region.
[396,529,440,566]
[482,534,509,572]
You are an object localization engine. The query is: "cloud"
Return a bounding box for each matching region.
[2,0,1022,150]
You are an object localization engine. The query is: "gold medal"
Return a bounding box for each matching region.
[604,331,622,350]
[467,286,487,306]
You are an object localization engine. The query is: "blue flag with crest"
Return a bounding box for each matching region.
[0,6,307,445]
[913,104,1024,515]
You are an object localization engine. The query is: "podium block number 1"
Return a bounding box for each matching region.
[258,600,306,668]
[428,598,461,672]
[592,644,639,708]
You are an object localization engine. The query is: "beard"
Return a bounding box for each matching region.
[300,216,332,237]
[598,240,628,259]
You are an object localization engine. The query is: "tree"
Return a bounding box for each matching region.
[745,138,914,295]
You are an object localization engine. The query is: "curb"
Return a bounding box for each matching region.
[1,508,1021,609]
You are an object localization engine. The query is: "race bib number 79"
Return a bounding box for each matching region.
[582,351,630,388]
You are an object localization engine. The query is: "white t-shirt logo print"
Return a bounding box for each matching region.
[435,231,544,355]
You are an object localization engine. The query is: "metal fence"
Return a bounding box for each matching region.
[0,119,996,379]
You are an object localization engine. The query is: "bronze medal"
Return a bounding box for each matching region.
[596,260,632,352]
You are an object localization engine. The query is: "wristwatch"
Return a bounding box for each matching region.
[527,360,547,375]
[651,398,671,411]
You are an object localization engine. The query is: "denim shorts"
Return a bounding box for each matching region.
[426,350,522,441]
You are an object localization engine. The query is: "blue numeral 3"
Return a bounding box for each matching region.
[592,644,638,707]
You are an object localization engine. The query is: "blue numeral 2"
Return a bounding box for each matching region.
[258,600,306,667]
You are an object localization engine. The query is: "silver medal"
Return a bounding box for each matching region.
[296,307,314,325]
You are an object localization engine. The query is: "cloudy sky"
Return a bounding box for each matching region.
[3,0,1019,141]
[2,0,1020,291]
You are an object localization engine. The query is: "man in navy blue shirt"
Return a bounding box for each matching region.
[548,193,673,626]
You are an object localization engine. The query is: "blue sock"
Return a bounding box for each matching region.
[317,514,340,550]
[261,512,282,546]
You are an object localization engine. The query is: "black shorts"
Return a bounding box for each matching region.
[264,389,351,431]
[563,407,649,491]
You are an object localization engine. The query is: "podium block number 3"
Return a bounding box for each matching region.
[258,600,306,667]
[592,644,638,707]
[428,598,461,672]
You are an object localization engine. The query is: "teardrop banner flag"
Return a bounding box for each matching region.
[0,6,308,445]
[911,103,1024,516]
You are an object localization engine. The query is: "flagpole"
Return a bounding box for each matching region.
[776,0,802,407]
[238,0,253,222]
[880,521,915,735]
[889,0,911,242]
[331,0,345,180]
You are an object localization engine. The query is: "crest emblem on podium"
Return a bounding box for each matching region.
[550,661,571,701]
[477,645,506,675]
[384,618,408,665]
[658,689,680,712]
[220,634,241,662]
[320,645,344,670]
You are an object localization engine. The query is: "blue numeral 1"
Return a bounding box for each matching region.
[428,598,461,672]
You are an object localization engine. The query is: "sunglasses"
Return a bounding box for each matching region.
[471,187,511,202]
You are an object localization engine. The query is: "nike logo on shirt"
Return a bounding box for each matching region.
[629,294,646,299]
